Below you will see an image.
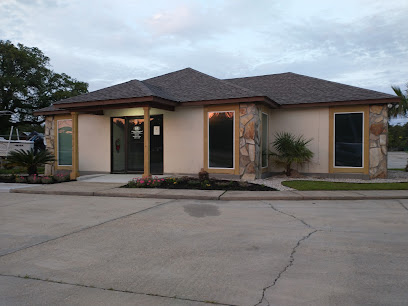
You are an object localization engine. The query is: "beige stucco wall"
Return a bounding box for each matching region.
[269,107,329,173]
[78,114,111,172]
[104,106,204,174]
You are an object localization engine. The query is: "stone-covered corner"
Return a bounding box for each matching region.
[369,105,388,179]
[239,103,261,180]
[44,116,55,176]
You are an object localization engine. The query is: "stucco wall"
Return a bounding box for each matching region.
[78,114,110,172]
[104,106,204,174]
[268,107,329,173]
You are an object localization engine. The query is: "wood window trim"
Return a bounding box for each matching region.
[329,105,369,174]
[54,114,73,171]
[204,104,240,175]
[259,104,271,173]
[261,112,269,171]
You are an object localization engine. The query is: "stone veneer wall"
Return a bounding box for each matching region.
[44,116,55,175]
[369,105,388,179]
[239,103,261,180]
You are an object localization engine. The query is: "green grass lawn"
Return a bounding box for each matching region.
[282,180,408,191]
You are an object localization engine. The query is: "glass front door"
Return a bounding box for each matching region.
[111,115,163,174]
[127,118,145,172]
[111,118,126,172]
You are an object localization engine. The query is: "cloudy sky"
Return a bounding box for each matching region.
[1,0,407,123]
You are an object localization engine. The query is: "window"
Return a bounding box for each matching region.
[261,113,268,168]
[57,119,72,166]
[208,111,234,168]
[334,112,363,168]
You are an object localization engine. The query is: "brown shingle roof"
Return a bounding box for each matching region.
[54,79,171,105]
[143,68,263,102]
[225,72,395,105]
[47,68,397,110]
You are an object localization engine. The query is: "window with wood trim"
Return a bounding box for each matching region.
[334,112,363,168]
[57,119,72,166]
[208,111,234,169]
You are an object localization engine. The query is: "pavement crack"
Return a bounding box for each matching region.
[218,190,227,200]
[397,200,408,212]
[265,202,314,229]
[0,274,234,306]
[0,199,176,258]
[254,229,318,306]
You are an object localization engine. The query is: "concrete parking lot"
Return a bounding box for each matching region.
[0,193,407,305]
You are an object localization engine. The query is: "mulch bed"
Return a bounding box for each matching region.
[124,177,277,191]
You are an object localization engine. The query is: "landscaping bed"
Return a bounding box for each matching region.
[124,176,276,191]
[0,173,70,184]
[282,180,408,191]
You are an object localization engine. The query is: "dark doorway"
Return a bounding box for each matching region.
[111,115,163,174]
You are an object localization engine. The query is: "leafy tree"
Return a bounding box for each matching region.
[270,132,314,176]
[0,40,88,134]
[389,83,408,118]
[6,149,55,175]
[388,123,408,151]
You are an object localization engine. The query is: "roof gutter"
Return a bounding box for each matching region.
[279,97,401,109]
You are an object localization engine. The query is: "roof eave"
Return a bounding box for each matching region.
[180,96,279,108]
[33,109,70,116]
[52,96,178,110]
[279,97,400,109]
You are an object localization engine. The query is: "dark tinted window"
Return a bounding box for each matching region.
[335,113,363,167]
[209,111,234,168]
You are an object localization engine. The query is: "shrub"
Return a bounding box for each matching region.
[128,176,165,188]
[53,173,70,183]
[187,180,200,187]
[165,177,179,185]
[6,149,55,175]
[41,176,54,184]
[15,176,27,183]
[200,179,211,189]
[27,174,42,184]
[198,168,209,181]
[269,132,314,176]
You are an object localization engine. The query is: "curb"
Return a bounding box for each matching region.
[10,187,408,201]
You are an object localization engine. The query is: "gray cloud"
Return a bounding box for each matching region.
[0,0,407,100]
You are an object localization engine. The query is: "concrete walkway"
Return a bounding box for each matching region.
[8,181,408,201]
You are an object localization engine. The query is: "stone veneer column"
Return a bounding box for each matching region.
[369,105,388,179]
[44,115,55,175]
[239,103,261,180]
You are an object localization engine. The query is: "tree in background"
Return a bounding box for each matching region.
[0,40,88,134]
[388,123,408,151]
[389,83,408,118]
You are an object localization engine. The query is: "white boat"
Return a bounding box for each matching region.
[0,126,34,157]
[0,138,34,157]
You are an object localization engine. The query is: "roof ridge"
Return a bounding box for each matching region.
[143,67,193,82]
[141,81,178,101]
[224,72,293,81]
[189,68,264,96]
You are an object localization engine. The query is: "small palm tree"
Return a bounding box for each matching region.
[390,84,408,118]
[270,132,314,176]
[6,149,55,175]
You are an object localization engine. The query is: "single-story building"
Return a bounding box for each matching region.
[35,68,399,180]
